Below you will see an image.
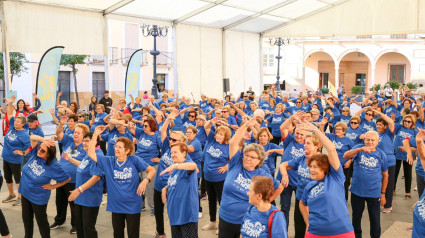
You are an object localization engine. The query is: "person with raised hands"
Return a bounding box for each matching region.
[20,135,70,238]
[99,111,135,156]
[51,116,90,233]
[265,103,287,145]
[255,127,283,176]
[295,122,354,238]
[218,117,283,238]
[343,131,389,238]
[63,132,104,238]
[412,129,425,237]
[355,106,377,131]
[87,125,156,238]
[279,120,322,238]
[160,142,199,238]
[201,116,231,233]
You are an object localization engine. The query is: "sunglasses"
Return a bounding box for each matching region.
[366,113,373,116]
[342,110,348,112]
[189,115,196,118]
[296,101,301,104]
[350,121,359,124]
[169,138,178,142]
[243,96,248,98]
[404,120,412,123]
[38,147,46,154]
[78,115,84,118]
[222,111,228,113]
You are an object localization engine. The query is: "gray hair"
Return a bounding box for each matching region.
[365,130,379,140]
[243,143,266,169]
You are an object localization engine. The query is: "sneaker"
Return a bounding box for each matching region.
[198,212,203,218]
[407,226,413,231]
[2,195,16,203]
[201,222,218,231]
[70,226,77,234]
[50,222,66,230]
[200,194,207,200]
[12,197,21,206]
[216,229,219,235]
[150,209,155,216]
[153,232,167,238]
[383,207,392,213]
[414,186,418,191]
[141,206,147,211]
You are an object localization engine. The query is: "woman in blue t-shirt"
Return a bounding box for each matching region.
[20,135,70,238]
[201,117,231,233]
[296,123,355,238]
[256,128,283,175]
[90,104,108,154]
[241,176,287,238]
[218,117,283,237]
[413,129,425,238]
[345,116,366,146]
[265,103,286,145]
[63,132,104,238]
[160,142,199,238]
[88,126,156,238]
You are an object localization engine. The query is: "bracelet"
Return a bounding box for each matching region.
[144,177,151,183]
[78,186,84,193]
[381,192,386,195]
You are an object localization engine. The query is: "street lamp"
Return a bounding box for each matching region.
[142,24,169,99]
[269,37,290,90]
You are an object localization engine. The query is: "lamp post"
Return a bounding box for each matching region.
[269,37,289,90]
[142,24,168,99]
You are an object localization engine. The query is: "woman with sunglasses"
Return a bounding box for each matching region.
[266,103,287,145]
[63,132,104,238]
[218,118,283,237]
[51,118,90,233]
[153,110,187,238]
[394,114,418,199]
[345,116,366,146]
[355,106,377,131]
[88,126,156,238]
[201,117,232,234]
[20,135,70,238]
[182,109,197,131]
[99,112,134,157]
[221,106,238,135]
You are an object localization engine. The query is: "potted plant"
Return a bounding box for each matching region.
[388,81,401,90]
[406,82,418,89]
[351,86,363,95]
[320,88,329,95]
[369,84,381,92]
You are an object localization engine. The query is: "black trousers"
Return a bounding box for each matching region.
[200,162,207,195]
[344,165,353,201]
[205,180,224,222]
[270,136,281,146]
[351,193,381,238]
[111,212,141,238]
[22,195,50,238]
[280,184,296,229]
[384,165,396,208]
[75,204,100,238]
[394,160,412,194]
[0,178,10,236]
[153,189,165,235]
[218,217,240,238]
[99,141,107,155]
[417,172,425,197]
[171,222,198,238]
[294,198,306,238]
[3,160,21,184]
[54,182,76,226]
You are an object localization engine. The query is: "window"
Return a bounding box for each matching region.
[319,73,329,89]
[356,73,367,94]
[263,48,275,67]
[157,74,166,92]
[92,72,105,100]
[110,47,119,64]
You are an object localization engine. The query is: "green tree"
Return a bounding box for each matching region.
[60,54,88,106]
[0,52,29,82]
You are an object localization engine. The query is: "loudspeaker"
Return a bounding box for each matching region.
[280,81,286,90]
[223,78,230,92]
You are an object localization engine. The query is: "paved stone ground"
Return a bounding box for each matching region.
[0,121,416,238]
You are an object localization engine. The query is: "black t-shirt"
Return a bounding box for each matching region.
[99,97,113,113]
[246,90,255,100]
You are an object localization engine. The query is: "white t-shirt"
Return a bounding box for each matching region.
[384,87,393,97]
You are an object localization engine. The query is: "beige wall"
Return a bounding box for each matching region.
[375,52,411,84]
[305,52,334,91]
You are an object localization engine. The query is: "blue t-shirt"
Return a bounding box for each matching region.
[97,154,149,214]
[360,118,377,131]
[345,127,366,146]
[394,124,417,161]
[187,139,202,178]
[101,128,134,156]
[326,133,354,165]
[302,165,354,236]
[416,157,425,180]
[196,126,208,146]
[19,148,69,205]
[2,117,31,164]
[262,143,282,175]
[135,132,162,166]
[75,155,104,207]
[350,145,388,198]
[154,138,175,191]
[60,134,86,183]
[90,112,108,131]
[203,131,229,182]
[378,128,396,167]
[219,151,280,224]
[240,205,287,238]
[276,134,305,187]
[266,113,285,137]
[166,160,199,226]
[28,126,45,137]
[413,190,425,238]
[288,155,312,200]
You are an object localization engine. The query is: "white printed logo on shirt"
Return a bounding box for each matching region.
[272,117,282,123]
[234,173,251,190]
[399,131,411,140]
[359,155,378,168]
[207,146,223,158]
[78,159,89,170]
[309,182,325,199]
[162,153,174,166]
[241,219,266,238]
[333,141,343,149]
[346,133,357,140]
[64,147,81,158]
[341,118,350,124]
[110,134,118,143]
[416,196,425,220]
[168,174,178,187]
[139,138,153,147]
[6,131,17,141]
[363,124,374,131]
[298,166,311,179]
[183,122,192,128]
[29,160,45,176]
[290,147,304,158]
[114,168,132,179]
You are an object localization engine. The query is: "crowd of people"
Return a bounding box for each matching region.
[0,83,424,238]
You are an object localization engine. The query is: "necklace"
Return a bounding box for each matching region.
[116,159,126,167]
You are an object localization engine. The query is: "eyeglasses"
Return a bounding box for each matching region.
[143,124,149,128]
[78,115,84,118]
[366,113,373,116]
[38,147,46,154]
[196,118,205,121]
[342,110,349,112]
[113,145,125,150]
[335,128,343,131]
[222,111,228,113]
[404,120,412,123]
[350,121,359,124]
[296,101,301,104]
[188,115,196,118]
[169,137,178,142]
[244,153,259,160]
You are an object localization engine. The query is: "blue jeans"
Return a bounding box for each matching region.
[280,184,297,229]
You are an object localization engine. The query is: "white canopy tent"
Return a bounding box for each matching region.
[1,0,424,97]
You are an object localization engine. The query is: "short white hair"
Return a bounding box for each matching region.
[365,130,379,140]
[253,109,265,120]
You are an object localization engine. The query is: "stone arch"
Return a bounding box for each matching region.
[337,49,373,65]
[304,48,337,64]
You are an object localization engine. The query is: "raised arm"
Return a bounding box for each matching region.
[280,111,303,139]
[33,93,41,111]
[88,126,106,163]
[373,109,395,132]
[204,117,218,137]
[229,117,259,158]
[229,102,247,118]
[416,129,425,170]
[159,162,197,176]
[56,116,68,141]
[160,109,178,142]
[49,108,59,124]
[56,91,62,107]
